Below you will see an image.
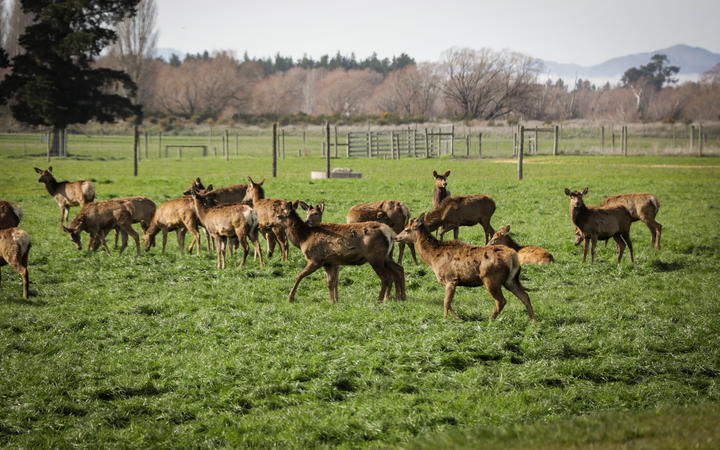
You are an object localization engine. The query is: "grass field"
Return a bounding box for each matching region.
[1,139,719,447]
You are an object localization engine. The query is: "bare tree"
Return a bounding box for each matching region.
[316,69,382,115]
[4,0,33,58]
[371,63,440,118]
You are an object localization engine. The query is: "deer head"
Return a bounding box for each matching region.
[396,212,426,243]
[564,187,589,209]
[432,170,450,190]
[34,166,54,184]
[62,222,83,250]
[300,201,325,225]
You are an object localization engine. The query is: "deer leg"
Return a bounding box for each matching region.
[249,227,264,267]
[124,224,140,256]
[613,234,626,263]
[582,237,589,263]
[177,229,185,255]
[408,242,419,265]
[589,236,598,264]
[272,227,288,262]
[369,262,391,302]
[324,266,339,303]
[98,233,111,256]
[453,227,459,241]
[235,229,250,267]
[161,229,169,254]
[388,259,406,301]
[485,282,507,322]
[622,231,634,263]
[113,227,120,249]
[483,221,495,244]
[289,261,322,303]
[504,272,535,322]
[265,230,276,258]
[397,242,405,265]
[646,219,662,250]
[443,282,460,319]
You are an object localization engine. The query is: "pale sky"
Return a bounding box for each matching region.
[155,0,720,66]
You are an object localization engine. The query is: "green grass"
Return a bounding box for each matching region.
[1,145,719,448]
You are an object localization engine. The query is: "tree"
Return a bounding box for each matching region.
[0,0,141,156]
[621,54,680,118]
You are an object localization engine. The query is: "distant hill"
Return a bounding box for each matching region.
[540,44,720,84]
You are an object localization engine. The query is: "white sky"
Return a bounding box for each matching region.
[154,0,720,66]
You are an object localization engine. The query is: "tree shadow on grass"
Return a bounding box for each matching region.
[1,295,47,307]
[650,259,687,272]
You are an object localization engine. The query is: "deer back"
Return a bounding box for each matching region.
[0,201,22,229]
[299,221,395,265]
[601,193,659,222]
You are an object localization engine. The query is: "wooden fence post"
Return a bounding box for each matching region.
[272,123,277,178]
[281,129,286,159]
[478,133,482,157]
[699,124,703,157]
[225,130,229,161]
[424,128,430,158]
[451,124,455,156]
[601,126,605,153]
[624,125,628,156]
[553,125,559,156]
[157,132,162,158]
[326,122,331,178]
[534,128,538,154]
[133,126,139,176]
[334,125,338,158]
[235,133,239,158]
[518,126,524,181]
[465,135,470,157]
[690,125,695,153]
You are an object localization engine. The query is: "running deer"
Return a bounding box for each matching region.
[395,213,534,322]
[0,200,22,229]
[565,187,634,264]
[190,187,263,269]
[244,177,291,261]
[143,198,204,255]
[347,200,418,265]
[0,227,31,299]
[432,170,451,210]
[274,200,406,304]
[34,167,95,225]
[488,225,554,265]
[574,193,661,250]
[423,194,496,243]
[63,199,140,256]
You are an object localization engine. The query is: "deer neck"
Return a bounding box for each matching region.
[423,209,443,232]
[570,202,588,228]
[284,209,311,248]
[42,176,61,195]
[433,187,447,208]
[413,224,442,259]
[192,197,210,223]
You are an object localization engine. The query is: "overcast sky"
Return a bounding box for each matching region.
[154,0,720,66]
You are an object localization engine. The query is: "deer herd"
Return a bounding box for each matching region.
[0,166,662,323]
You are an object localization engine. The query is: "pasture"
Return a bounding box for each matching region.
[1,138,719,447]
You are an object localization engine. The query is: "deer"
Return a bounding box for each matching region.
[346,200,418,265]
[63,199,140,256]
[0,227,31,299]
[432,170,451,210]
[395,213,534,322]
[565,187,634,264]
[244,177,291,261]
[488,225,554,265]
[143,197,204,255]
[301,201,325,226]
[190,187,263,269]
[183,177,249,205]
[273,200,406,304]
[111,196,156,249]
[422,194,496,243]
[574,193,661,250]
[0,200,22,229]
[34,167,95,226]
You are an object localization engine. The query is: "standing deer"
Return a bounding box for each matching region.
[0,227,31,299]
[244,177,291,261]
[63,199,140,256]
[395,213,534,322]
[111,196,156,249]
[432,170,451,210]
[34,167,95,225]
[190,187,263,269]
[574,193,661,250]
[275,200,405,304]
[347,200,418,265]
[565,187,634,264]
[183,177,249,205]
[0,200,22,229]
[423,194,496,243]
[143,198,204,255]
[488,225,554,265]
[301,201,325,226]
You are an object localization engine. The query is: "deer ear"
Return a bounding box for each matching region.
[258,178,265,185]
[206,184,213,191]
[247,176,254,184]
[194,177,201,183]
[564,188,571,196]
[299,201,309,211]
[444,170,451,178]
[502,225,510,233]
[319,201,325,213]
[582,187,588,195]
[34,167,42,173]
[416,212,426,227]
[48,166,53,172]
[432,170,438,178]
[62,225,73,233]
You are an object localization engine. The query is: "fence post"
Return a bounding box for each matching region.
[367,131,371,158]
[478,133,482,157]
[518,126,524,181]
[699,124,703,157]
[424,128,430,158]
[690,125,695,153]
[346,133,350,157]
[272,123,277,178]
[326,122,331,178]
[157,132,162,158]
[451,124,455,156]
[534,128,538,154]
[281,129,286,159]
[553,125,559,156]
[235,133,239,157]
[612,128,616,153]
[624,125,628,156]
[622,126,626,156]
[601,125,605,152]
[334,125,338,158]
[225,130,229,161]
[302,128,306,155]
[465,135,470,157]
[133,126,139,176]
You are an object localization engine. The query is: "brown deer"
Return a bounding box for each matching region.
[244,177,291,261]
[347,200,418,265]
[34,167,95,225]
[63,200,140,256]
[190,187,263,269]
[395,213,534,322]
[574,193,661,250]
[301,201,325,226]
[274,200,406,304]
[423,194,496,243]
[183,177,249,205]
[565,187,634,264]
[0,227,31,299]
[111,196,157,249]
[143,198,204,255]
[488,225,554,265]
[432,170,451,210]
[0,200,22,229]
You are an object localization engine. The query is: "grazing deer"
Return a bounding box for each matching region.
[488,225,554,265]
[423,194,496,243]
[432,170,451,210]
[0,200,22,229]
[565,187,634,264]
[111,196,156,248]
[63,199,140,256]
[183,177,249,205]
[244,177,291,261]
[274,200,405,304]
[395,213,534,322]
[34,167,95,225]
[0,227,31,299]
[190,187,263,269]
[347,200,418,265]
[143,198,204,255]
[574,193,661,250]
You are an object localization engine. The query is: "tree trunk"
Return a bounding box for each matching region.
[49,127,64,156]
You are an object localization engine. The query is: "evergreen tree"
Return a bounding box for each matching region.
[0,0,141,155]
